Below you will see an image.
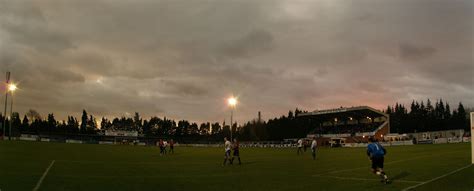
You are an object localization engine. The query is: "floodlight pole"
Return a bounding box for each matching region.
[2,90,7,140]
[9,91,13,140]
[3,72,10,140]
[230,107,234,141]
[471,112,473,164]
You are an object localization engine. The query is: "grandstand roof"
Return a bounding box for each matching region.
[297,106,388,122]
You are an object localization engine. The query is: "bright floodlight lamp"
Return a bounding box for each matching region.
[8,84,17,92]
[228,97,237,107]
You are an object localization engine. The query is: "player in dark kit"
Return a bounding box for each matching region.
[169,139,174,154]
[231,138,242,165]
[303,140,308,152]
[367,137,390,184]
[158,139,165,156]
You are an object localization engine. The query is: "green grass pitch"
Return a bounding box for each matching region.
[0,141,472,191]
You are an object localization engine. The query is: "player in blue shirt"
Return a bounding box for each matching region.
[367,137,390,184]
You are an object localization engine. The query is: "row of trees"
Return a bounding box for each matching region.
[386,99,469,133]
[0,99,471,141]
[0,110,99,137]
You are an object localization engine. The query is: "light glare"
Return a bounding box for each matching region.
[228,97,237,107]
[8,84,17,92]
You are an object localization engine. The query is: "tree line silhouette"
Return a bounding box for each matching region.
[0,99,470,141]
[386,99,469,134]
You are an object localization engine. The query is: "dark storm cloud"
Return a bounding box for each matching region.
[161,79,208,97]
[42,68,85,83]
[0,1,74,52]
[399,44,437,61]
[219,29,274,59]
[0,0,472,123]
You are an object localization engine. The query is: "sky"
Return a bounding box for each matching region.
[0,0,472,123]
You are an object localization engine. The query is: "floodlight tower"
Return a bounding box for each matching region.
[2,72,10,140]
[228,97,237,140]
[471,112,473,164]
[8,84,17,140]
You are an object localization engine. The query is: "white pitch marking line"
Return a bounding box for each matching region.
[33,160,56,191]
[312,156,424,176]
[312,150,465,177]
[318,175,423,184]
[401,164,472,191]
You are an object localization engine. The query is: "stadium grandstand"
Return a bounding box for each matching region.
[298,106,389,147]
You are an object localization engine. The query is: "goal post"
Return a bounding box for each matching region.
[471,112,473,164]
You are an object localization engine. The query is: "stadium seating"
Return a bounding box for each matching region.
[309,122,384,135]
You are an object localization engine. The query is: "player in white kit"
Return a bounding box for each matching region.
[311,137,318,160]
[223,137,232,166]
